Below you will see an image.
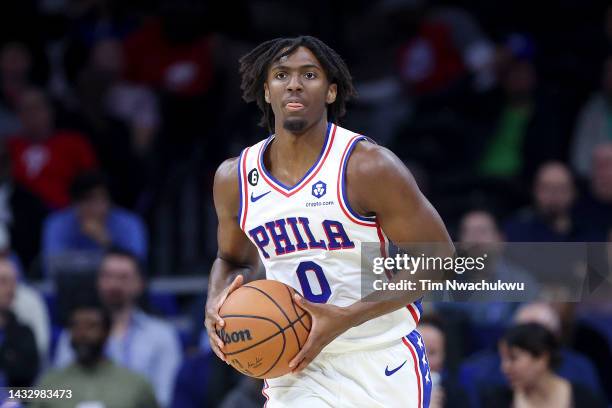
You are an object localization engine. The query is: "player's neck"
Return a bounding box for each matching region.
[274,115,328,142]
[268,117,329,184]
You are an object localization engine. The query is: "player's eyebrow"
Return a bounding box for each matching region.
[270,63,322,71]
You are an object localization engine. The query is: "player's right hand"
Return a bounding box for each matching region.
[204,274,244,362]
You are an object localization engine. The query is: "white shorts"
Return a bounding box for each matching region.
[262,330,431,408]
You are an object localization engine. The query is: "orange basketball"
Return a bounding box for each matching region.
[217,279,312,379]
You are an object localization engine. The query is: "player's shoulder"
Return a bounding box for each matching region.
[214,156,240,187]
[347,138,407,181]
[213,156,241,212]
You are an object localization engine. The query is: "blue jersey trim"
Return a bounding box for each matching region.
[341,136,377,222]
[259,122,332,191]
[414,298,424,316]
[237,148,246,223]
[406,330,432,408]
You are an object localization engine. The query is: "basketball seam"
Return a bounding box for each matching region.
[294,312,310,340]
[286,286,311,333]
[259,329,286,378]
[242,284,302,351]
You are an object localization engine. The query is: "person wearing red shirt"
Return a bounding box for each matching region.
[6,88,98,209]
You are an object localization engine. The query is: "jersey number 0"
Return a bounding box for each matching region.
[296,261,331,303]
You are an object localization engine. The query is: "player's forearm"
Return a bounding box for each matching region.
[207,257,254,300]
[345,241,454,328]
[344,290,425,328]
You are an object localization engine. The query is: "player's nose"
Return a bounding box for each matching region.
[286,73,303,92]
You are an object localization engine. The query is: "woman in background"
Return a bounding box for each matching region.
[483,323,605,407]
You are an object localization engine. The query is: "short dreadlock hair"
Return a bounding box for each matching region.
[239,36,357,132]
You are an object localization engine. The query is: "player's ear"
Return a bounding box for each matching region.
[264,83,271,104]
[326,83,337,105]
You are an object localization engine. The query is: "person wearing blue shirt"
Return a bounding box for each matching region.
[42,171,147,275]
[504,162,600,242]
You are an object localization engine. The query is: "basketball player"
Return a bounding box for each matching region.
[205,36,453,408]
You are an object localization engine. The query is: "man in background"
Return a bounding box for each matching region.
[6,88,97,209]
[505,161,596,241]
[32,302,158,408]
[54,249,181,407]
[576,143,612,238]
[0,256,38,387]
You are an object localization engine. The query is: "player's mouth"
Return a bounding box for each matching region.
[284,99,306,112]
[285,102,305,111]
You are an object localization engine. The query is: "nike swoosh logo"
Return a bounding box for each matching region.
[250,191,271,202]
[385,360,407,376]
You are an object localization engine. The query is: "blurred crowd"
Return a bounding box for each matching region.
[0,0,611,407]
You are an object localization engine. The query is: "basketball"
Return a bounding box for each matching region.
[218,279,312,379]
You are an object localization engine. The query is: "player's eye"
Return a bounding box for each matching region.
[304,72,317,79]
[275,72,287,80]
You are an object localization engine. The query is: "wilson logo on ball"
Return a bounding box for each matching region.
[218,328,253,344]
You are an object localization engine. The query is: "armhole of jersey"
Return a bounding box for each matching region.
[338,135,378,227]
[237,147,249,231]
[386,239,422,324]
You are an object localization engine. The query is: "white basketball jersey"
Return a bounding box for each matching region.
[237,123,421,353]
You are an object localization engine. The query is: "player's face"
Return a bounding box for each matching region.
[264,46,337,133]
[499,342,549,390]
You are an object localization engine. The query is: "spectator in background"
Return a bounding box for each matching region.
[72,38,159,208]
[84,38,159,155]
[571,56,612,178]
[171,343,241,408]
[0,246,51,363]
[482,323,605,407]
[459,302,603,408]
[0,42,32,137]
[576,143,612,238]
[54,249,180,407]
[504,161,597,241]
[439,210,536,328]
[122,0,223,170]
[122,6,214,98]
[477,56,561,180]
[42,171,147,273]
[6,88,97,209]
[395,2,496,98]
[32,302,158,408]
[419,316,468,408]
[0,139,48,272]
[0,255,38,387]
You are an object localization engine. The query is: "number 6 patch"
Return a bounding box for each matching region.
[248,168,259,186]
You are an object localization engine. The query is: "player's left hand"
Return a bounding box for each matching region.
[288,294,353,373]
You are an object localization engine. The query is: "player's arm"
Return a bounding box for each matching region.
[205,157,260,362]
[289,142,453,372]
[340,142,453,324]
